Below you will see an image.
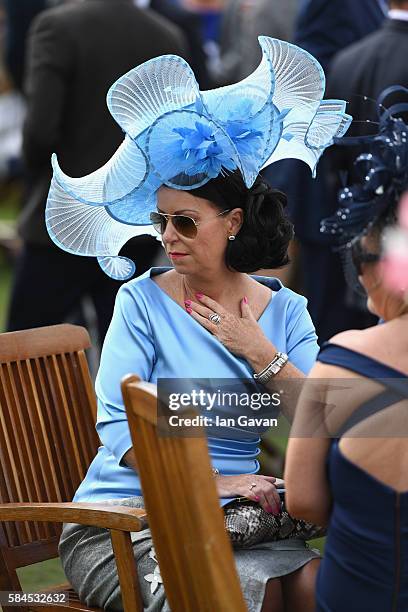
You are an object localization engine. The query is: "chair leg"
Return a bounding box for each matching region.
[110,529,143,612]
[0,552,27,612]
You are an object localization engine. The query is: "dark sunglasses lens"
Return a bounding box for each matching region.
[173,215,197,238]
[150,213,166,234]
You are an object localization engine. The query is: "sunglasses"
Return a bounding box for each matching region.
[351,239,380,275]
[150,209,231,239]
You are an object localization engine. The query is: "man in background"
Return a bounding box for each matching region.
[150,0,211,87]
[328,0,408,127]
[3,0,47,91]
[213,0,298,85]
[6,0,188,343]
[242,0,298,77]
[296,0,388,73]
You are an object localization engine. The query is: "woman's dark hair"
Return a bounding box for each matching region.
[187,170,294,273]
[366,196,399,246]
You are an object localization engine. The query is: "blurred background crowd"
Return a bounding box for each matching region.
[0,0,406,353]
[1,0,408,591]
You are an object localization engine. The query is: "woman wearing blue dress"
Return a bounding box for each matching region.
[45,37,352,611]
[285,97,408,611]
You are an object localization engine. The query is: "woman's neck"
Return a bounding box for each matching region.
[180,269,247,302]
[381,302,408,322]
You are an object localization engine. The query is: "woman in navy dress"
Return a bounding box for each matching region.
[285,101,408,611]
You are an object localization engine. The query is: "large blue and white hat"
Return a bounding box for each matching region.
[46,37,352,280]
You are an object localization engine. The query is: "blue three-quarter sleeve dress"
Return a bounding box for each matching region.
[59,267,320,612]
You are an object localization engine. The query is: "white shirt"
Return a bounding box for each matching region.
[388,9,408,22]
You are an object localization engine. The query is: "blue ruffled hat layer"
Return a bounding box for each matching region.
[46,37,352,280]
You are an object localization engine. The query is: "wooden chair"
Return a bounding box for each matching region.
[121,375,248,612]
[0,325,147,612]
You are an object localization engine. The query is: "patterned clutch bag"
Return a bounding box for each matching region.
[223,497,325,548]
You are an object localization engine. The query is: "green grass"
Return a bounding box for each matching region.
[0,183,21,220]
[0,183,20,331]
[0,559,65,612]
[0,251,11,332]
[17,558,66,591]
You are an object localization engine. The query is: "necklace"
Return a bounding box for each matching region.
[180,275,197,303]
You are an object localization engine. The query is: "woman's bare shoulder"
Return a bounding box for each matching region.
[331,322,398,350]
[329,328,371,352]
[329,325,397,360]
[330,322,408,374]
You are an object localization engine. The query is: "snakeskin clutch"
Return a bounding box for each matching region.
[223,498,326,548]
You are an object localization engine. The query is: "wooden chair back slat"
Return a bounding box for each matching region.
[0,362,38,543]
[0,378,29,547]
[25,359,62,503]
[58,353,91,472]
[18,359,55,545]
[34,356,74,502]
[0,325,99,571]
[122,376,247,612]
[47,354,83,486]
[21,359,55,505]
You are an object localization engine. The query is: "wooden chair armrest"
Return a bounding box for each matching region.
[0,502,147,531]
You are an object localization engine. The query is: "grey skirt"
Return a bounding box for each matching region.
[58,497,320,612]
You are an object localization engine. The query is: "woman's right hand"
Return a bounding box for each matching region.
[216,474,281,515]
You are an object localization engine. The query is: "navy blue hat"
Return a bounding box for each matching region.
[320,86,408,246]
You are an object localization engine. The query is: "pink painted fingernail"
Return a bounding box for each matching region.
[184,300,192,306]
[243,296,248,304]
[196,293,204,299]
[254,495,260,502]
[266,505,274,513]
[186,307,193,314]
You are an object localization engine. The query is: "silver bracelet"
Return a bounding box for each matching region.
[253,352,288,384]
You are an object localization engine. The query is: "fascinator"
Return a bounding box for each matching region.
[46,37,352,280]
[320,86,408,294]
[320,86,408,244]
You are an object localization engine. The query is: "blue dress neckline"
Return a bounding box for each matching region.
[147,266,280,325]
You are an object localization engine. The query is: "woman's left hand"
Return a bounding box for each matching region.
[185,294,272,359]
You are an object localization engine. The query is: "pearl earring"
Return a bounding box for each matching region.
[228,235,236,241]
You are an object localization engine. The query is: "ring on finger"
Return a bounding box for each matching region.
[249,482,257,492]
[209,312,222,325]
